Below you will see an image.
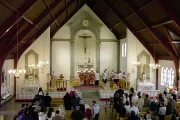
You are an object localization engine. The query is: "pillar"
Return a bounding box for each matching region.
[70,41,75,79]
[117,41,120,72]
[96,40,100,72]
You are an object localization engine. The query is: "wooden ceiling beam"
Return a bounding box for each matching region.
[158,56,172,60]
[164,25,180,38]
[0,0,37,39]
[51,0,81,38]
[64,0,69,20]
[164,27,179,57]
[77,0,80,10]
[137,19,173,32]
[0,0,63,59]
[124,0,178,65]
[16,0,77,59]
[104,0,155,60]
[93,0,100,11]
[111,0,154,30]
[43,0,59,27]
[156,0,180,30]
[0,0,40,30]
[101,0,122,21]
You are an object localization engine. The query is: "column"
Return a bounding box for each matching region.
[117,41,120,72]
[96,40,100,72]
[70,41,74,80]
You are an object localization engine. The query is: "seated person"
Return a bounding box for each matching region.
[71,106,85,120]
[52,110,63,120]
[144,111,151,120]
[17,104,26,117]
[44,92,52,107]
[129,103,139,116]
[46,108,55,120]
[128,111,139,120]
[38,107,46,120]
[58,105,66,120]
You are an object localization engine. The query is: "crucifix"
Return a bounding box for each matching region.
[79,34,92,54]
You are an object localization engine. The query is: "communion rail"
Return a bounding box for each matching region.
[99,90,160,100]
[16,92,82,101]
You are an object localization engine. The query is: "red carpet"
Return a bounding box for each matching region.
[74,85,103,90]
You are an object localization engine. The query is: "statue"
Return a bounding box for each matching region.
[142,64,147,80]
[59,74,64,80]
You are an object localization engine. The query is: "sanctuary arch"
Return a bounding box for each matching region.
[68,12,102,79]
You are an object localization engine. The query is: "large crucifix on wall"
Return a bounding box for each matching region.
[79,34,92,54]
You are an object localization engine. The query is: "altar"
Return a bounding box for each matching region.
[137,81,155,91]
[21,85,39,92]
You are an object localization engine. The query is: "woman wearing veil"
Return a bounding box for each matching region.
[63,92,72,110]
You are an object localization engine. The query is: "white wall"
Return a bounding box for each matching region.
[16,28,50,92]
[127,29,155,89]
[52,41,70,80]
[120,38,127,73]
[100,26,116,40]
[100,42,117,79]
[1,59,14,95]
[158,60,175,91]
[53,25,70,39]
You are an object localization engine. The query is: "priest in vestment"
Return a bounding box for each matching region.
[89,71,95,85]
[79,71,84,85]
[84,71,89,86]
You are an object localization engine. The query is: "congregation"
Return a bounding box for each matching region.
[113,87,179,120]
[13,88,100,120]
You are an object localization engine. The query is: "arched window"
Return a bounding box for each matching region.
[161,67,164,85]
[122,42,127,57]
[160,67,175,88]
[170,69,175,88]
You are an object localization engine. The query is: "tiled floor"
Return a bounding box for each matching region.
[0,81,116,120]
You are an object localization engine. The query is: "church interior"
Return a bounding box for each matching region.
[0,0,180,120]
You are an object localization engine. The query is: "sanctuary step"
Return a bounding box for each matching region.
[82,90,99,98]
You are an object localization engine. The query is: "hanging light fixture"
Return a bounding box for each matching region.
[149,47,160,71]
[37,32,49,72]
[8,5,26,78]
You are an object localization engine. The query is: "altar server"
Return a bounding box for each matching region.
[114,72,118,84]
[118,71,122,80]
[79,71,84,86]
[111,70,115,81]
[95,70,100,86]
[103,69,107,83]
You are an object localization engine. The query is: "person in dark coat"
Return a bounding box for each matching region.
[144,94,150,107]
[71,106,84,120]
[63,92,72,110]
[44,92,52,107]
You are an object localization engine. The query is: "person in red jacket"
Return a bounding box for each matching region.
[85,104,92,120]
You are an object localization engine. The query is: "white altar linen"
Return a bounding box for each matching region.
[137,81,155,91]
[21,85,39,92]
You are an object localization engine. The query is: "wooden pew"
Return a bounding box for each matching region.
[51,98,64,107]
